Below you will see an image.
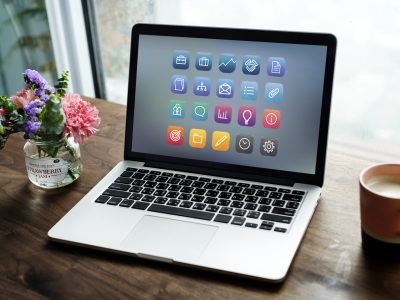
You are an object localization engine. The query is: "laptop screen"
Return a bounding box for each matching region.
[129,27,333,179]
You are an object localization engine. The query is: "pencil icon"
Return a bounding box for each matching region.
[212,131,230,151]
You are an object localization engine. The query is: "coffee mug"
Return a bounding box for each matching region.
[359,163,400,254]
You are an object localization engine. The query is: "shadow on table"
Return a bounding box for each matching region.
[45,241,285,293]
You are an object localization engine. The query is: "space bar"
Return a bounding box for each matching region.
[148,204,215,221]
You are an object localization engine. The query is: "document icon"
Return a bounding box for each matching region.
[170,75,187,94]
[216,79,234,98]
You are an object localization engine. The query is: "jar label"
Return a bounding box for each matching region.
[25,157,69,184]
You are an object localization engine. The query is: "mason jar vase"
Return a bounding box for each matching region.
[23,137,82,189]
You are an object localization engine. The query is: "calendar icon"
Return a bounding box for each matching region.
[196,52,212,71]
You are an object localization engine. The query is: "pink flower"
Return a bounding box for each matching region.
[10,89,36,108]
[62,93,100,144]
[0,108,5,115]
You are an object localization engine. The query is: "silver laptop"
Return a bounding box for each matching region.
[49,24,336,282]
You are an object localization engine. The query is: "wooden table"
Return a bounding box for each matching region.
[0,98,399,300]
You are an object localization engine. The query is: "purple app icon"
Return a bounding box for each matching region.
[214,104,232,124]
[238,106,256,127]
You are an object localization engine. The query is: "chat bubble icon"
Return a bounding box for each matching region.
[192,103,208,121]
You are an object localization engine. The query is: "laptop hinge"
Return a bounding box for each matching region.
[144,161,295,187]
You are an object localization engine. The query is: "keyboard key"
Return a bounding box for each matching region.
[219,207,233,215]
[120,171,133,177]
[144,174,157,181]
[114,177,133,184]
[292,190,305,195]
[247,211,261,219]
[219,192,232,199]
[269,192,282,199]
[264,186,277,191]
[174,174,186,178]
[214,214,232,223]
[187,176,198,180]
[231,201,244,208]
[141,188,154,195]
[245,223,258,228]
[258,205,271,213]
[274,227,287,233]
[179,201,193,208]
[217,185,230,191]
[261,213,292,224]
[251,184,263,189]
[168,185,181,191]
[95,195,109,203]
[244,203,257,210]
[192,195,205,202]
[260,223,273,230]
[245,196,258,203]
[217,200,231,206]
[205,190,219,197]
[144,181,157,188]
[193,188,206,195]
[230,186,243,193]
[129,186,142,193]
[154,197,168,204]
[156,176,169,182]
[107,197,122,206]
[167,199,180,206]
[259,198,272,205]
[204,197,217,204]
[232,194,245,201]
[129,193,143,200]
[167,178,181,184]
[206,205,219,212]
[142,195,156,202]
[148,204,215,221]
[126,167,137,172]
[138,169,150,173]
[204,183,218,190]
[192,181,205,188]
[165,191,179,198]
[272,200,285,207]
[132,179,145,186]
[133,173,146,179]
[278,188,291,193]
[238,182,250,187]
[224,181,237,186]
[211,179,224,184]
[162,172,173,177]
[286,201,299,209]
[243,188,256,195]
[150,170,161,175]
[231,217,246,226]
[233,209,246,216]
[283,194,303,202]
[181,186,194,193]
[153,190,167,196]
[199,177,211,182]
[178,193,192,200]
[193,203,206,210]
[255,190,269,197]
[272,207,296,217]
[119,199,134,207]
[132,201,150,210]
[180,180,193,186]
[156,183,169,190]
[103,189,130,198]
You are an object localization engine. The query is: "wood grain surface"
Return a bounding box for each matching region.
[0,98,399,300]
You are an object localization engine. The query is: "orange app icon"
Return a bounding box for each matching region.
[189,128,207,148]
[212,131,230,151]
[167,126,184,146]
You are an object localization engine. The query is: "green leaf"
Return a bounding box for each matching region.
[37,93,65,140]
[54,70,69,97]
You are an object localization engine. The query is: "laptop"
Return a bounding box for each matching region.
[49,24,336,282]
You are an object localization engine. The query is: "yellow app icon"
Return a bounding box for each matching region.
[189,128,207,148]
[212,131,230,151]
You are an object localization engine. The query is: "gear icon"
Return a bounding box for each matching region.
[262,140,275,153]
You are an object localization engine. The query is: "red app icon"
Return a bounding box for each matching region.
[263,109,280,129]
[167,126,184,145]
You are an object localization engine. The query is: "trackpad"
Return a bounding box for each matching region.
[120,216,218,261]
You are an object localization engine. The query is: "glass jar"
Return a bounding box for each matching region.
[23,137,82,189]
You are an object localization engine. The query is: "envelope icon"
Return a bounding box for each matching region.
[219,83,232,95]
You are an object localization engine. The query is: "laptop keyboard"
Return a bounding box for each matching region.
[95,167,306,233]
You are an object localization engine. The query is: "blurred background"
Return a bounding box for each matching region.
[0,0,399,159]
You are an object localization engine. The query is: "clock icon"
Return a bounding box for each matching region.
[235,134,254,154]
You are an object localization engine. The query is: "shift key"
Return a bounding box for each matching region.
[102,189,131,198]
[261,213,292,224]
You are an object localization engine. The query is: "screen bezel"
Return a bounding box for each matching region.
[124,24,336,187]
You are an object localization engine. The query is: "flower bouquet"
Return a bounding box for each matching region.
[0,69,100,188]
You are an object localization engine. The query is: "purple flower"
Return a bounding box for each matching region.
[23,99,44,139]
[24,120,41,139]
[23,69,55,100]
